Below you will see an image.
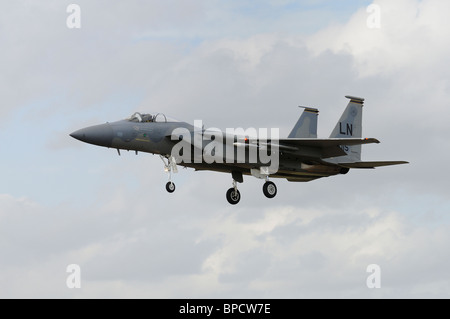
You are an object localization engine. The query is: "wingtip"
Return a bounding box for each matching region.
[365,138,380,144]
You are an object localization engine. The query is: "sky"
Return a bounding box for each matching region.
[1,0,450,298]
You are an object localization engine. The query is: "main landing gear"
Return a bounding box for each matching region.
[225,172,278,205]
[160,155,177,194]
[226,180,241,205]
[262,181,277,198]
[226,171,243,205]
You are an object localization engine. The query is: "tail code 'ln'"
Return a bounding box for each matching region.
[329,95,364,162]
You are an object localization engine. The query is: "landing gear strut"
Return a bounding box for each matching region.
[160,155,177,193]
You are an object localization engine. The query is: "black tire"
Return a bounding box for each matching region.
[166,182,175,193]
[226,188,241,205]
[263,181,277,198]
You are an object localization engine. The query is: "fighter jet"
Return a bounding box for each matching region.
[70,95,408,205]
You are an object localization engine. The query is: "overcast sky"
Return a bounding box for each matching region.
[1,0,450,298]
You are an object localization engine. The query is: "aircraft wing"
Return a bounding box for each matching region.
[168,130,381,159]
[277,137,380,147]
[257,138,380,158]
[337,161,409,168]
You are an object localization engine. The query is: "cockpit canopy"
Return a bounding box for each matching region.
[128,112,179,123]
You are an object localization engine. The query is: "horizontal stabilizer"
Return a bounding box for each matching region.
[338,161,409,169]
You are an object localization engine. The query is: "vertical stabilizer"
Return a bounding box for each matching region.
[288,107,319,138]
[329,96,364,163]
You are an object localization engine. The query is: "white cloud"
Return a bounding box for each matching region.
[3,188,449,298]
[307,0,450,78]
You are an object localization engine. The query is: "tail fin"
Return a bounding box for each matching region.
[329,96,364,162]
[288,107,319,138]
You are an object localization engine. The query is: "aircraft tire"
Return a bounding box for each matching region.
[226,188,241,205]
[166,182,176,193]
[263,181,277,198]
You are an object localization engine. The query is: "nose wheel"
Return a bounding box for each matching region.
[166,181,176,193]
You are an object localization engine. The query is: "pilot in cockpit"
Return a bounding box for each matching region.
[141,114,153,122]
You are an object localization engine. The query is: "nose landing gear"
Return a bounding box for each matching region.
[160,155,177,193]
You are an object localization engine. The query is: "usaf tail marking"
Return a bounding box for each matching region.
[339,122,353,136]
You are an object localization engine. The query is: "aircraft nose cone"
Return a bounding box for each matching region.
[70,123,113,147]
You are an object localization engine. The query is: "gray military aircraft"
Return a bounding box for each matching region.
[70,96,408,204]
